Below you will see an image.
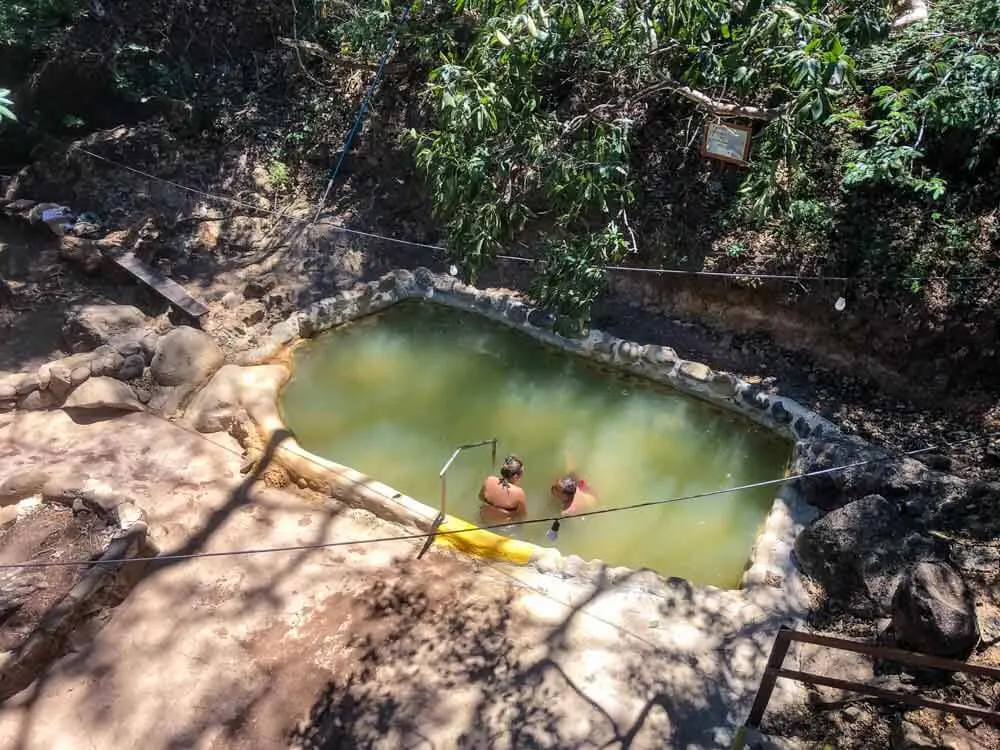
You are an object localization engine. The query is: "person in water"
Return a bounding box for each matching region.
[552,475,598,517]
[480,455,527,523]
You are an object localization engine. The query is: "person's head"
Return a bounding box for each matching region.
[552,476,577,506]
[499,455,524,485]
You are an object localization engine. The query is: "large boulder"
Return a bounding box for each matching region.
[150,326,224,386]
[63,304,147,352]
[183,364,289,433]
[794,494,937,615]
[63,377,143,413]
[794,436,960,512]
[891,561,979,658]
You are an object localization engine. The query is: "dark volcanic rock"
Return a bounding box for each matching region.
[891,562,979,659]
[794,436,960,513]
[794,494,938,616]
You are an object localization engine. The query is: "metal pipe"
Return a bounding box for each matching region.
[439,447,464,477]
[435,438,498,522]
[440,473,447,517]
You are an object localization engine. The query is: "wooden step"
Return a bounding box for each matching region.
[111,252,209,318]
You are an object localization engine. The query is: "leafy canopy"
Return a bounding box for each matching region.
[369,0,892,322]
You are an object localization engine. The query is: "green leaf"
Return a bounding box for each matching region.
[495,30,511,47]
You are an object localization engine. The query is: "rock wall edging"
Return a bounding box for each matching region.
[238,267,835,603]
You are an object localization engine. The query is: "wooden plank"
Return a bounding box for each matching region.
[112,252,209,318]
[745,626,794,729]
[786,629,1000,680]
[776,668,1000,725]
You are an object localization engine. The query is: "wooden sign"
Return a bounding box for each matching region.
[701,121,752,165]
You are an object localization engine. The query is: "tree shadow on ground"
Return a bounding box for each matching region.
[284,560,779,750]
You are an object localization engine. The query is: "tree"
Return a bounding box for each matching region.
[381,0,879,325]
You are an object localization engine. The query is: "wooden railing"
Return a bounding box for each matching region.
[733,625,1000,749]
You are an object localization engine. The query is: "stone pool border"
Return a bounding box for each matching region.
[237,267,834,601]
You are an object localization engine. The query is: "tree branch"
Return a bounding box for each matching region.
[629,79,783,121]
[562,75,784,134]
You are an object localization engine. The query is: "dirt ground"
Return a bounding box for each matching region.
[0,504,114,653]
[0,407,803,749]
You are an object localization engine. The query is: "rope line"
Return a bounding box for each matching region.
[0,432,994,571]
[312,1,414,223]
[67,147,996,286]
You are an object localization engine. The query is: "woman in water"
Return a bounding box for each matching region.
[552,475,598,517]
[552,448,597,517]
[479,455,527,523]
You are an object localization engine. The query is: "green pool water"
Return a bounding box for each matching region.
[280,302,790,587]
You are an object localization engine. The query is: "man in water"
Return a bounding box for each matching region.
[480,455,527,523]
[552,475,597,517]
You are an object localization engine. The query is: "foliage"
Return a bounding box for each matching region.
[831,0,1000,200]
[0,0,83,47]
[5,0,995,322]
[0,89,14,122]
[393,0,876,319]
[530,223,628,330]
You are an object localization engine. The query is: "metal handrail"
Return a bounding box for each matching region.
[438,438,498,518]
[732,625,1000,748]
[416,438,498,560]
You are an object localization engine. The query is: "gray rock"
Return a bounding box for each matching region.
[678,361,711,382]
[892,719,938,749]
[63,304,147,352]
[891,561,979,658]
[89,347,125,377]
[117,354,146,381]
[64,376,144,413]
[115,501,145,529]
[771,401,791,423]
[14,373,40,395]
[150,326,224,386]
[183,363,287,433]
[793,435,959,512]
[243,278,273,299]
[0,470,51,506]
[221,291,243,309]
[794,494,937,616]
[18,388,61,411]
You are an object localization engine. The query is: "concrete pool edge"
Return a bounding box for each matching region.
[231,267,832,601]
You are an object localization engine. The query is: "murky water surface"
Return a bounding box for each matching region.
[281,303,790,587]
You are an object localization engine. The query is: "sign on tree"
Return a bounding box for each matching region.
[701,122,752,165]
